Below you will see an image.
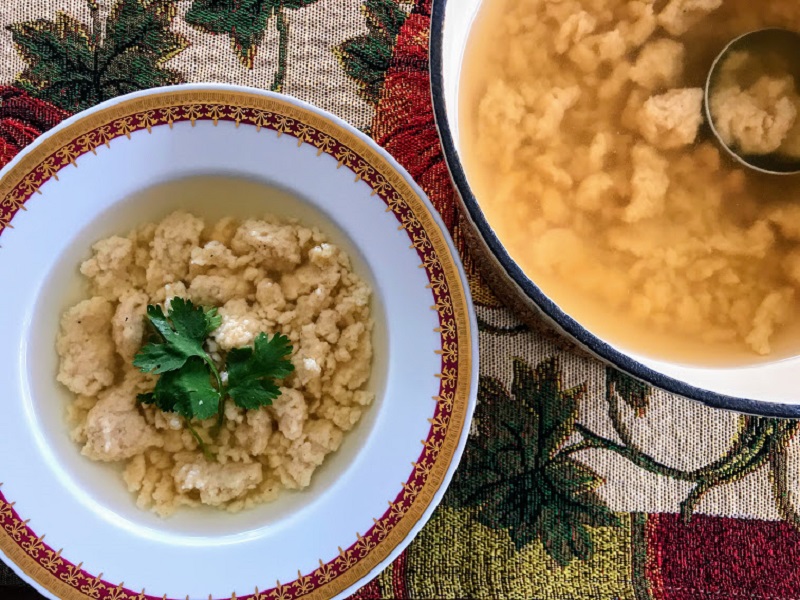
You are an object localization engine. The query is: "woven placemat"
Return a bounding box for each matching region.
[1,1,800,599]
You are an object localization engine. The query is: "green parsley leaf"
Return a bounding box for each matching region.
[140,356,221,421]
[133,298,294,446]
[132,343,188,375]
[227,332,295,410]
[133,299,217,374]
[204,306,223,333]
[170,297,217,342]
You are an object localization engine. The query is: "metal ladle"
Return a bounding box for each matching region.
[705,28,800,176]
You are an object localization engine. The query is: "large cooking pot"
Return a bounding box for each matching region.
[430,0,800,418]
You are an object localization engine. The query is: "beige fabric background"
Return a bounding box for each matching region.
[0,0,799,597]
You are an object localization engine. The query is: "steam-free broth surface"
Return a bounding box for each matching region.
[460,0,800,365]
[53,176,379,516]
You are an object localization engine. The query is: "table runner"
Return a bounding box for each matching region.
[1,0,799,598]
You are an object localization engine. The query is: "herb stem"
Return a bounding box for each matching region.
[201,354,227,437]
[185,419,214,461]
[210,395,228,440]
[202,354,224,391]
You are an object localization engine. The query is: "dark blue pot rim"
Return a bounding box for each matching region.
[428,0,800,419]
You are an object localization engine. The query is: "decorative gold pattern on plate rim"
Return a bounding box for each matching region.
[0,90,473,600]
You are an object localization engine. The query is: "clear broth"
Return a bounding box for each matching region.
[29,174,388,537]
[460,0,800,367]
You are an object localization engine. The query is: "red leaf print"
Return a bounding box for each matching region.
[0,119,41,149]
[0,86,70,168]
[371,11,457,231]
[0,139,18,168]
[370,0,502,307]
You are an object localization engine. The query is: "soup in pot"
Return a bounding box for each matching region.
[460,0,800,366]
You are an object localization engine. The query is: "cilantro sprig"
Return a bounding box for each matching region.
[134,298,222,375]
[227,333,295,408]
[133,298,294,458]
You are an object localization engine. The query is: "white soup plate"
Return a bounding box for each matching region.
[0,84,478,600]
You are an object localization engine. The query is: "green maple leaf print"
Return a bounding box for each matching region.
[8,0,187,113]
[445,357,621,566]
[606,367,651,416]
[335,0,408,105]
[185,0,319,89]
